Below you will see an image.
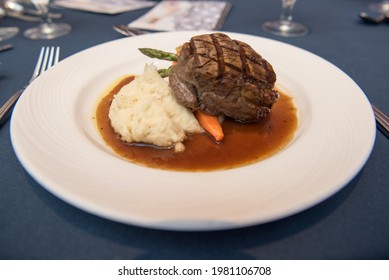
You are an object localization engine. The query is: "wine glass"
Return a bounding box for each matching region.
[0,27,19,41]
[262,0,308,37]
[1,8,19,41]
[368,0,389,13]
[24,0,71,40]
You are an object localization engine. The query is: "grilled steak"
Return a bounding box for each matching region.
[169,33,279,122]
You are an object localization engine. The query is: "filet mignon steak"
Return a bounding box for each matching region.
[169,33,279,122]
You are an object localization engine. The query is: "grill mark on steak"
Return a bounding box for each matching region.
[188,40,195,55]
[247,49,276,85]
[192,37,245,75]
[188,40,198,67]
[234,39,249,80]
[191,39,218,65]
[261,60,276,83]
[210,33,225,79]
[190,38,220,68]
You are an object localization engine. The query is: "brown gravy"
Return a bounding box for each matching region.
[95,76,298,171]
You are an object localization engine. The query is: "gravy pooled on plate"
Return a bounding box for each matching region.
[96,76,298,171]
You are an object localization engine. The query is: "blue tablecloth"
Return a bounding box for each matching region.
[0,0,388,259]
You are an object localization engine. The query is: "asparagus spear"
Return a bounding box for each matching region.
[138,48,178,62]
[158,66,174,78]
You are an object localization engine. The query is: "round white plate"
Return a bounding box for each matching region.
[11,31,376,231]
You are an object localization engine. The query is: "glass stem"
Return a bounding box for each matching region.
[280,0,296,23]
[43,6,51,25]
[46,15,53,25]
[383,0,389,10]
[34,3,51,25]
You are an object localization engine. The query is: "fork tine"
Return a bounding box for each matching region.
[32,46,60,80]
[54,47,60,65]
[40,47,50,75]
[0,46,61,125]
[46,46,55,70]
[30,47,45,82]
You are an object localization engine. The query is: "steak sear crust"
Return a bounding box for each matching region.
[169,33,279,122]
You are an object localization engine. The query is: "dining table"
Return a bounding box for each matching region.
[0,0,388,260]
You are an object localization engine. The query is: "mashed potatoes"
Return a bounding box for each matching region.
[109,64,203,152]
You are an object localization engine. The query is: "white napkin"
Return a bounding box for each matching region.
[128,0,231,31]
[53,0,157,15]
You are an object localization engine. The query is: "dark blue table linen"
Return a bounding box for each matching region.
[0,0,388,259]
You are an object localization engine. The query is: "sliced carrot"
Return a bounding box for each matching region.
[195,111,224,142]
[172,45,182,66]
[175,45,182,56]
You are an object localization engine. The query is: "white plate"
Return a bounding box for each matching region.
[11,31,376,231]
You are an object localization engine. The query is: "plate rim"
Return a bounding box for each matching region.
[10,31,376,231]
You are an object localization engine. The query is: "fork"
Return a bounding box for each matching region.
[372,104,389,138]
[0,46,60,124]
[112,25,149,37]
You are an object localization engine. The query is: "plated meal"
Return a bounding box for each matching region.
[10,31,375,230]
[96,33,298,171]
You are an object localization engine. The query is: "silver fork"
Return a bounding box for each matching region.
[112,25,149,37]
[372,104,389,138]
[0,46,60,124]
